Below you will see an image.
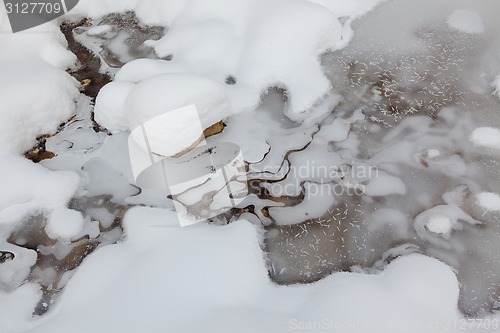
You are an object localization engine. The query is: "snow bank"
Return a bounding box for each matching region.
[0,153,80,225]
[470,127,500,150]
[93,81,135,133]
[25,207,463,333]
[493,75,500,99]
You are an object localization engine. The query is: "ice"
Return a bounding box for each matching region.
[81,159,141,202]
[0,283,41,333]
[0,15,76,69]
[85,24,113,37]
[115,59,187,82]
[0,5,80,154]
[470,127,500,150]
[447,8,484,34]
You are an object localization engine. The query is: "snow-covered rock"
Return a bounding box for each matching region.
[45,208,85,241]
[92,0,350,138]
[94,81,135,134]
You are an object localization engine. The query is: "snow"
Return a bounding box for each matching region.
[0,16,77,69]
[0,243,37,291]
[90,0,346,133]
[94,82,135,134]
[85,24,113,37]
[363,171,407,197]
[493,75,500,99]
[114,59,188,82]
[0,4,80,154]
[269,183,338,226]
[0,153,80,225]
[45,208,85,241]
[447,8,484,34]
[476,192,500,212]
[470,127,500,150]
[125,74,230,155]
[27,208,463,333]
[2,0,500,331]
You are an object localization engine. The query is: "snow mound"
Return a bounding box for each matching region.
[123,74,231,156]
[476,192,500,212]
[0,58,80,154]
[426,215,453,236]
[447,8,484,34]
[493,75,500,99]
[470,127,500,150]
[0,153,80,225]
[26,208,462,333]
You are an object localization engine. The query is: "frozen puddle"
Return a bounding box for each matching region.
[5,1,500,320]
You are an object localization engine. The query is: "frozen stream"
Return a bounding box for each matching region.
[6,0,500,319]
